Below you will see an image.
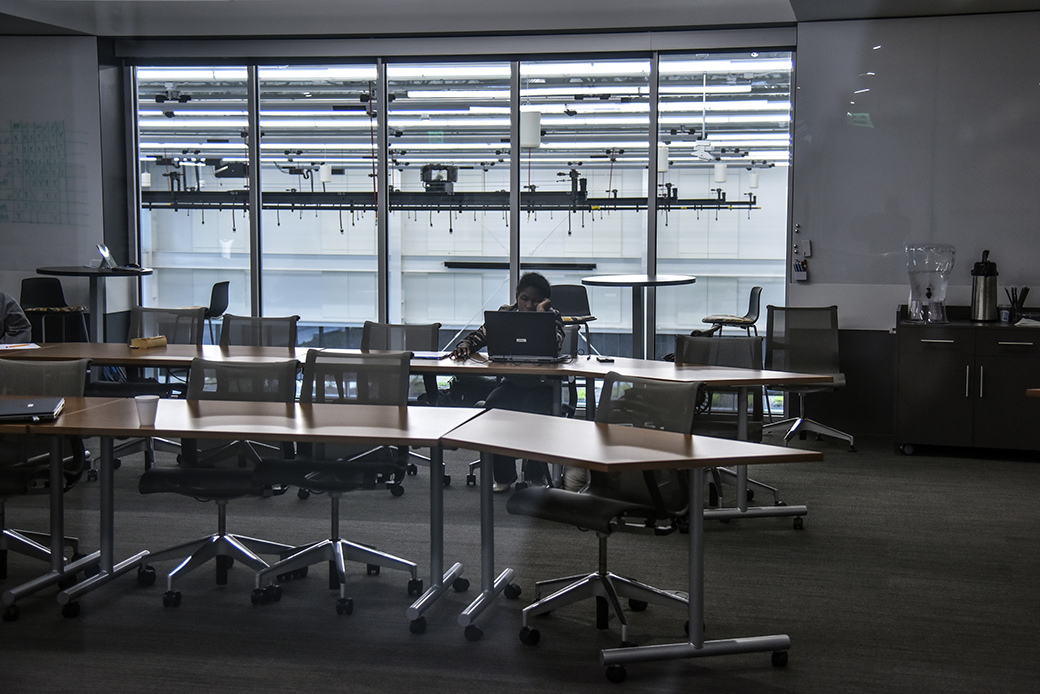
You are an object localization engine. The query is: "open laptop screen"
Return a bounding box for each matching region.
[483,311,563,363]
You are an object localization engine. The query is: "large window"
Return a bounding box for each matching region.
[134,51,792,353]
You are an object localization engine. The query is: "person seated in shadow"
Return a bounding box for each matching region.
[0,291,32,344]
[450,272,564,493]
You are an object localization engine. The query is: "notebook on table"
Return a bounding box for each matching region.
[484,310,564,364]
[0,397,65,423]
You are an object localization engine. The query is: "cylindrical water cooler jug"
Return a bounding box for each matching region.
[971,250,998,322]
[906,243,955,323]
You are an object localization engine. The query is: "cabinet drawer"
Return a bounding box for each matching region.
[975,330,1040,357]
[898,326,974,354]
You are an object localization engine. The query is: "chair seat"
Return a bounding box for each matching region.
[139,467,264,499]
[253,458,395,493]
[506,486,657,536]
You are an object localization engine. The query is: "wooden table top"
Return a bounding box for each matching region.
[6,343,309,366]
[29,397,483,446]
[442,409,823,472]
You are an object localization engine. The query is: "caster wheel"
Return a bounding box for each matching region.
[406,463,418,476]
[747,489,755,502]
[606,664,627,683]
[112,458,122,470]
[137,566,156,587]
[83,561,100,578]
[772,650,788,668]
[410,617,427,634]
[298,488,311,500]
[335,597,354,615]
[466,474,476,487]
[619,640,638,648]
[389,484,405,497]
[514,481,528,491]
[57,572,78,591]
[503,583,522,600]
[452,577,470,592]
[519,626,540,645]
[407,579,424,596]
[86,469,98,482]
[61,601,81,619]
[464,624,483,642]
[162,590,182,608]
[366,564,380,576]
[900,444,914,456]
[3,604,19,622]
[265,584,282,602]
[848,445,857,453]
[793,516,804,530]
[293,567,308,580]
[251,588,266,606]
[627,599,647,612]
[443,475,451,487]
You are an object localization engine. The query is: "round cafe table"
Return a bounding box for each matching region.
[582,274,696,359]
[36,266,152,342]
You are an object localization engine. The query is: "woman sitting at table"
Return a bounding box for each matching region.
[450,272,564,493]
[0,291,32,344]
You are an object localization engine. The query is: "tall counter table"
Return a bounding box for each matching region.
[36,266,152,342]
[11,397,482,623]
[581,274,696,359]
[442,409,823,679]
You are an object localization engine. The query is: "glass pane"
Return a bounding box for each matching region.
[257,64,379,348]
[387,61,513,348]
[137,66,251,332]
[656,52,792,356]
[520,59,651,357]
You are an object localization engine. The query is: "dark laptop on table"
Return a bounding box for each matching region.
[0,396,65,423]
[484,310,565,364]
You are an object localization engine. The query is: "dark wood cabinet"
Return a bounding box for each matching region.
[895,309,1040,453]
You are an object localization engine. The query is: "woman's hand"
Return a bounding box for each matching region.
[450,343,471,361]
[535,298,552,312]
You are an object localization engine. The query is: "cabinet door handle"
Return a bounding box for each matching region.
[997,341,1035,346]
[979,365,984,399]
[920,339,955,344]
[965,365,970,398]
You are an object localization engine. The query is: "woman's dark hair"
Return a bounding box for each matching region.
[515,271,551,299]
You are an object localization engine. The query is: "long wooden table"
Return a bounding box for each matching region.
[442,409,822,678]
[3,397,482,623]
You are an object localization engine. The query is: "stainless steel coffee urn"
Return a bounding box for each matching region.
[971,250,998,321]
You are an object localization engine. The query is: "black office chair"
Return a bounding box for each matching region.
[0,358,92,621]
[506,372,700,646]
[763,305,855,451]
[136,357,300,607]
[674,334,783,508]
[702,286,763,337]
[90,306,205,472]
[19,277,88,343]
[218,313,298,350]
[203,281,230,345]
[251,349,422,614]
[360,321,445,482]
[550,284,598,356]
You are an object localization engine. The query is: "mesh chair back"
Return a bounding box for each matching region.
[361,321,440,351]
[300,349,411,406]
[674,334,762,369]
[0,358,89,397]
[549,284,592,317]
[590,372,701,515]
[765,305,841,376]
[129,306,205,347]
[20,277,71,309]
[219,314,298,348]
[186,358,298,402]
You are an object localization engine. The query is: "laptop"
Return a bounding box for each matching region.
[0,396,65,423]
[484,310,565,363]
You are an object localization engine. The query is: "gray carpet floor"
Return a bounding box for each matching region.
[2,433,1039,693]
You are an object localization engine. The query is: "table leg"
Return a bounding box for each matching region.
[87,276,103,342]
[407,446,464,626]
[2,437,99,611]
[58,436,150,607]
[599,469,791,675]
[457,451,515,638]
